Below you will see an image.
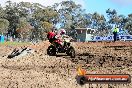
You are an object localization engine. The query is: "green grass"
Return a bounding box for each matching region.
[0,41,30,46]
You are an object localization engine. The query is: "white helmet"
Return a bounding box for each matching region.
[60,29,66,35]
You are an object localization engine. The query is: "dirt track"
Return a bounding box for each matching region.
[0,41,132,88]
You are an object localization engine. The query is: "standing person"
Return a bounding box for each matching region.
[113,26,119,42]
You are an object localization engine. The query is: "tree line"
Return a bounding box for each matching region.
[0,0,132,41]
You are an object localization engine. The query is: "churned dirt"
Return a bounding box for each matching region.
[0,41,132,88]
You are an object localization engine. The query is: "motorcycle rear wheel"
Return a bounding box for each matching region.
[47,45,56,56]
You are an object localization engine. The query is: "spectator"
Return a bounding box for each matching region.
[113,26,119,42]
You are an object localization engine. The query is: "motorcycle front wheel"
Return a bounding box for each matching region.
[67,46,75,58]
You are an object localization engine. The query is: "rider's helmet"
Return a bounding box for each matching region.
[59,29,66,35]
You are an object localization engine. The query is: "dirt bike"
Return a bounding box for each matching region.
[47,37,75,58]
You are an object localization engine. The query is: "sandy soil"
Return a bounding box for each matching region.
[0,41,132,88]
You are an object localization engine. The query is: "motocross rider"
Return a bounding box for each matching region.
[47,27,70,48]
[55,29,69,47]
[47,30,56,43]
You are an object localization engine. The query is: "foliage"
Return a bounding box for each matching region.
[58,1,85,29]
[0,1,131,41]
[41,21,53,33]
[124,14,132,34]
[0,19,9,34]
[16,17,32,41]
